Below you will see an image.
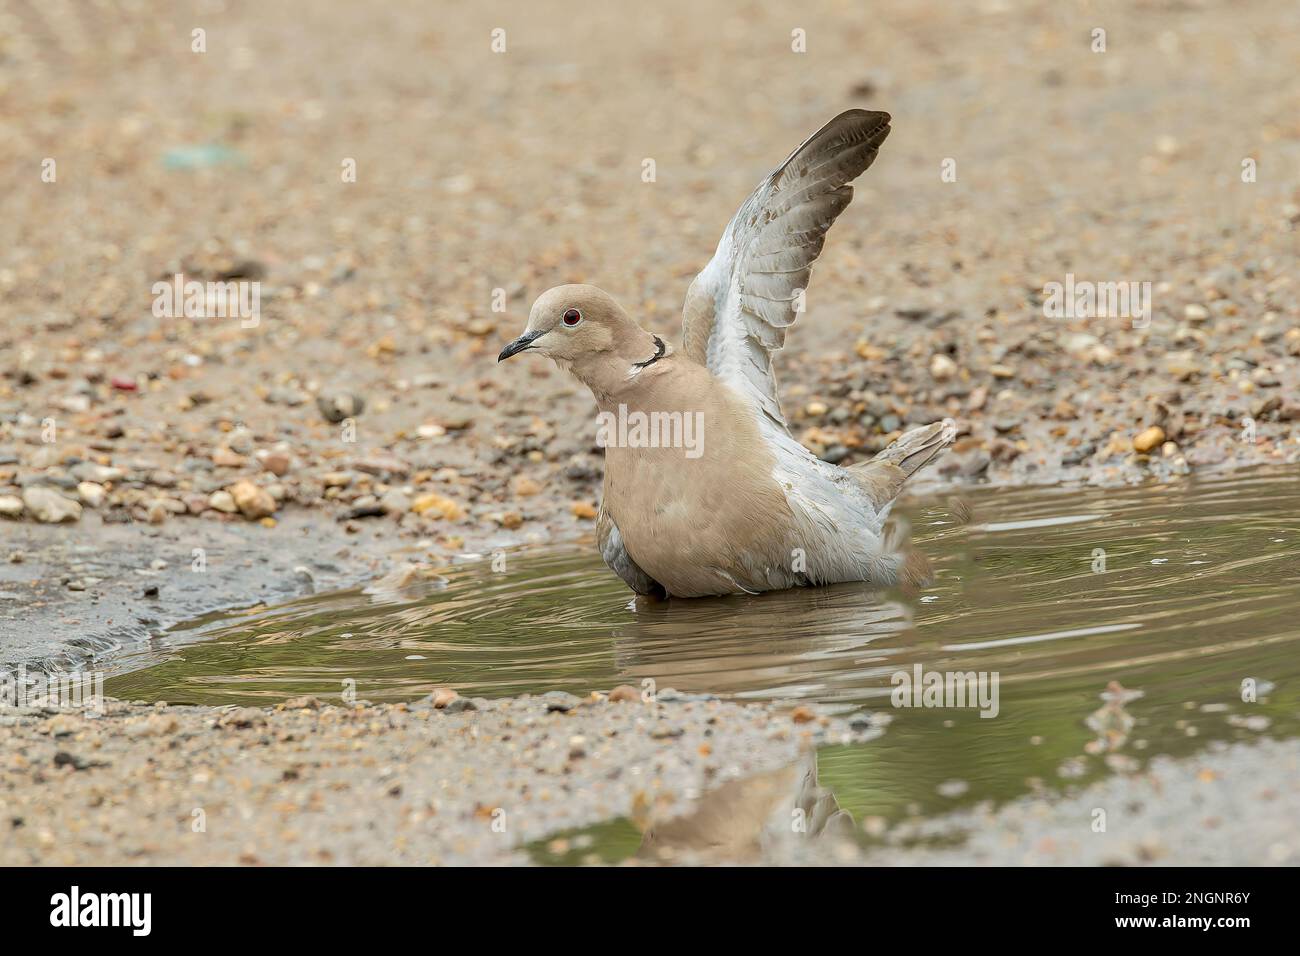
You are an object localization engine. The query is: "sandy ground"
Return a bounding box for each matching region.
[3,1,1297,568]
[1,0,1298,864]
[0,690,875,866]
[3,692,1296,866]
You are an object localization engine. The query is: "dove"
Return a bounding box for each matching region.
[498,110,954,598]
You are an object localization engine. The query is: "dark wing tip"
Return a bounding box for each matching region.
[828,109,892,150]
[773,110,892,184]
[833,107,892,126]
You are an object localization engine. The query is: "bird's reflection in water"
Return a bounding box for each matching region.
[633,754,855,864]
[606,580,915,701]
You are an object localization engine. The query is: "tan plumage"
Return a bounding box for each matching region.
[499,111,954,598]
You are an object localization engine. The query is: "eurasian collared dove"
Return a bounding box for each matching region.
[499,110,955,598]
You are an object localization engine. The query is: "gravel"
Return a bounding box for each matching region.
[0,693,873,866]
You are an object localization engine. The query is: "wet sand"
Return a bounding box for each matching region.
[0,691,874,866]
[4,693,1296,866]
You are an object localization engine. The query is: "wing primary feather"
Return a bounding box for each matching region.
[681,110,891,432]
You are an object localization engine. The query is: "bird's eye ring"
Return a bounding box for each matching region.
[562,309,582,327]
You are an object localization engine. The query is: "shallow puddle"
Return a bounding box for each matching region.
[106,467,1300,856]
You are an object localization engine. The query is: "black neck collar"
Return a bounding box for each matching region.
[632,335,666,370]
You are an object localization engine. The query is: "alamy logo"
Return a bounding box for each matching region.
[891,664,1000,718]
[49,886,151,936]
[1042,273,1151,329]
[0,665,103,713]
[595,403,705,459]
[152,272,261,328]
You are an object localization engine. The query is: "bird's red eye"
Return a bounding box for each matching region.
[562,309,582,326]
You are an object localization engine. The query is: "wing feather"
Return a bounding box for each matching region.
[682,110,891,431]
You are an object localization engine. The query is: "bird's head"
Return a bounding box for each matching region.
[498,285,663,395]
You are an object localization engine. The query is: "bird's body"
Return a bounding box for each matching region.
[499,110,954,598]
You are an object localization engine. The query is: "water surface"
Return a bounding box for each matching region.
[107,467,1300,845]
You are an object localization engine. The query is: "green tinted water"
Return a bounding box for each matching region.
[106,467,1300,854]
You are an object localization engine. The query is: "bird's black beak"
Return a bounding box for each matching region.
[497,329,544,362]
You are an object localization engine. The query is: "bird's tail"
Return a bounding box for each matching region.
[872,419,957,479]
[847,419,957,507]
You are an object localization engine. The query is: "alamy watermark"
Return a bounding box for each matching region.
[1043,273,1151,329]
[0,665,105,713]
[891,664,1000,718]
[595,403,705,459]
[50,886,151,936]
[152,272,260,328]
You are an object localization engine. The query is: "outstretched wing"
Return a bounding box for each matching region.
[682,110,891,431]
